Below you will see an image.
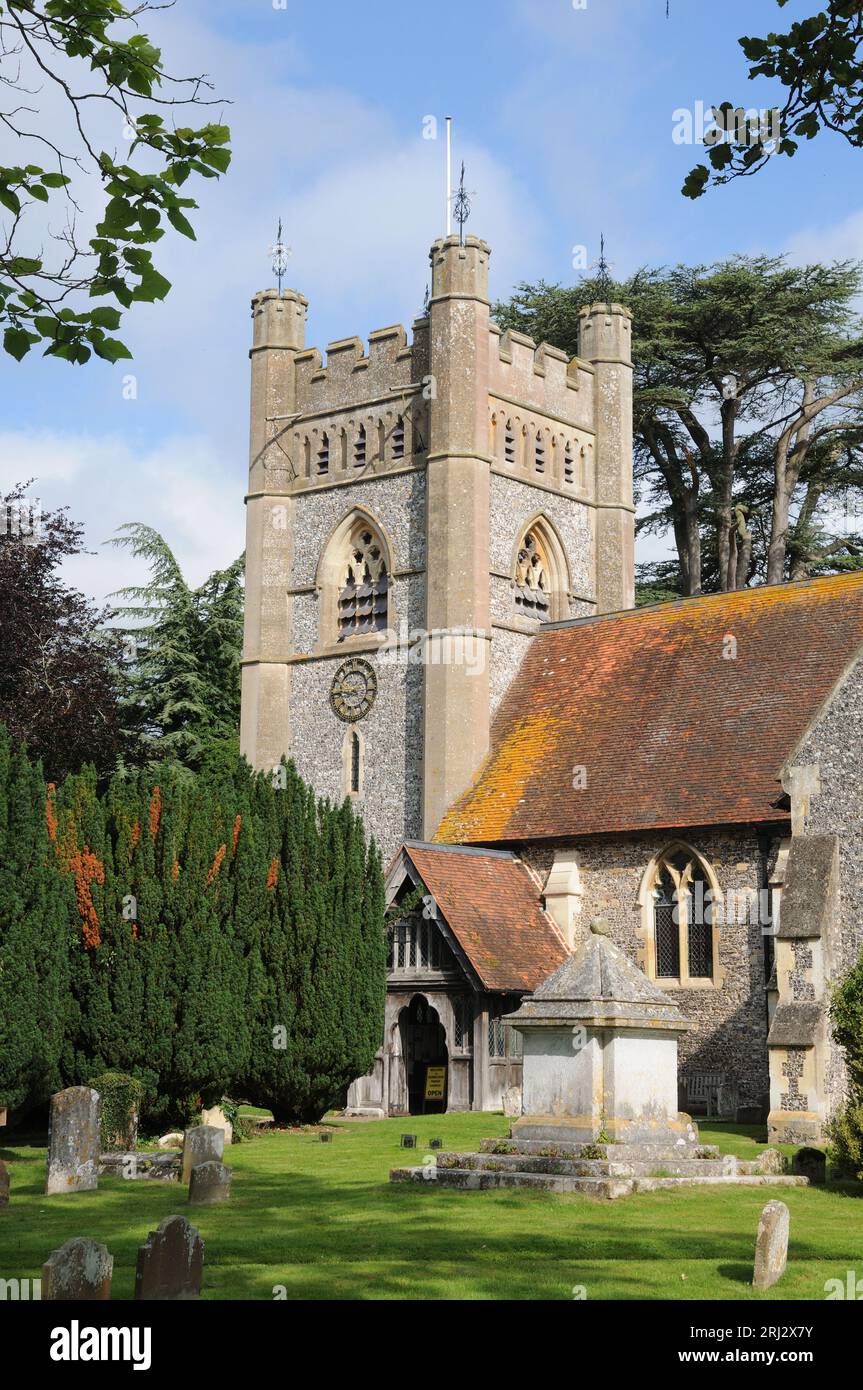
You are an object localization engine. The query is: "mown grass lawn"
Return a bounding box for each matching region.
[1,1114,861,1300]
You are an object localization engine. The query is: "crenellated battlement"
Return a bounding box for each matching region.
[489,321,595,434]
[292,319,427,415]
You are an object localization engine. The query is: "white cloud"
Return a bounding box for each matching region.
[0,430,244,606]
[784,208,863,265]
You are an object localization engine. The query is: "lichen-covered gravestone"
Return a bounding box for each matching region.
[0,1159,9,1209]
[135,1215,204,1300]
[791,1146,826,1184]
[752,1200,790,1289]
[188,1161,232,1206]
[42,1237,113,1300]
[45,1087,101,1195]
[181,1125,225,1184]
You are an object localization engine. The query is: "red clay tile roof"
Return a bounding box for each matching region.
[403,843,568,992]
[436,572,863,845]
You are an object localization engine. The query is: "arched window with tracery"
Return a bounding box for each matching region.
[337,521,389,640]
[641,844,720,987]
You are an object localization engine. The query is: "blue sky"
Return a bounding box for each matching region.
[1,0,861,603]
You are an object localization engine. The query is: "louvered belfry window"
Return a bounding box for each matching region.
[654,869,680,978]
[393,416,405,459]
[338,528,388,639]
[514,531,551,617]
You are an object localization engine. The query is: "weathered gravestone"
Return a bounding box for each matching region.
[45,1087,101,1195]
[188,1161,232,1206]
[502,1085,522,1118]
[181,1125,224,1184]
[752,1200,789,1289]
[792,1146,826,1184]
[755,1148,786,1175]
[135,1215,204,1301]
[42,1237,113,1300]
[0,1159,9,1209]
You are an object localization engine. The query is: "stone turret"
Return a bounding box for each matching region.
[240,287,308,772]
[577,303,635,613]
[423,235,493,837]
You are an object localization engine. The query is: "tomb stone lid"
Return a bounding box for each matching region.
[505,919,692,1030]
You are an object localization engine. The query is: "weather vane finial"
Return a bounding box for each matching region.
[594,233,613,306]
[269,217,292,293]
[453,162,473,246]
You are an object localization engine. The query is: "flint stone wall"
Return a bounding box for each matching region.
[521,826,776,1104]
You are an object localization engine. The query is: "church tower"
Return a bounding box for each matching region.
[240,235,634,860]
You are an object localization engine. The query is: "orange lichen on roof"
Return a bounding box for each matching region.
[436,571,863,845]
[436,709,569,845]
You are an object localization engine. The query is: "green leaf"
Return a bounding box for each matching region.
[132,266,171,302]
[92,336,133,362]
[29,184,49,203]
[199,148,231,174]
[0,187,21,215]
[89,306,123,330]
[166,207,196,240]
[681,164,710,200]
[3,327,39,360]
[40,172,70,189]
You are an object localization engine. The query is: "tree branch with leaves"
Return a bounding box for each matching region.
[0,0,230,363]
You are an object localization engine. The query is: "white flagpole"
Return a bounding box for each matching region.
[445,116,452,237]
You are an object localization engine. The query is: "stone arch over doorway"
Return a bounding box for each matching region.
[397,994,449,1116]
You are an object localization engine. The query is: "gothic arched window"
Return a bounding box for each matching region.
[641,844,720,987]
[337,521,389,640]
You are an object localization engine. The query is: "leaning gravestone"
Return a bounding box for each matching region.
[0,1159,9,1209]
[752,1199,789,1290]
[188,1161,232,1206]
[792,1146,826,1184]
[135,1215,204,1300]
[502,1085,522,1118]
[181,1125,224,1184]
[45,1087,101,1195]
[42,1237,113,1300]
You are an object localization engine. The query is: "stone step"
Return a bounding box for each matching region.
[478,1138,720,1161]
[390,1165,633,1199]
[631,1175,807,1192]
[390,1164,809,1199]
[436,1151,731,1178]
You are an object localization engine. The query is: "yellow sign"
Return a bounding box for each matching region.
[424,1066,446,1101]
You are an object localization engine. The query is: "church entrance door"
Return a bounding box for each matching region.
[398,995,448,1115]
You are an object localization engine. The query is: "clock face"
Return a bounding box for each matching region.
[330,658,378,723]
